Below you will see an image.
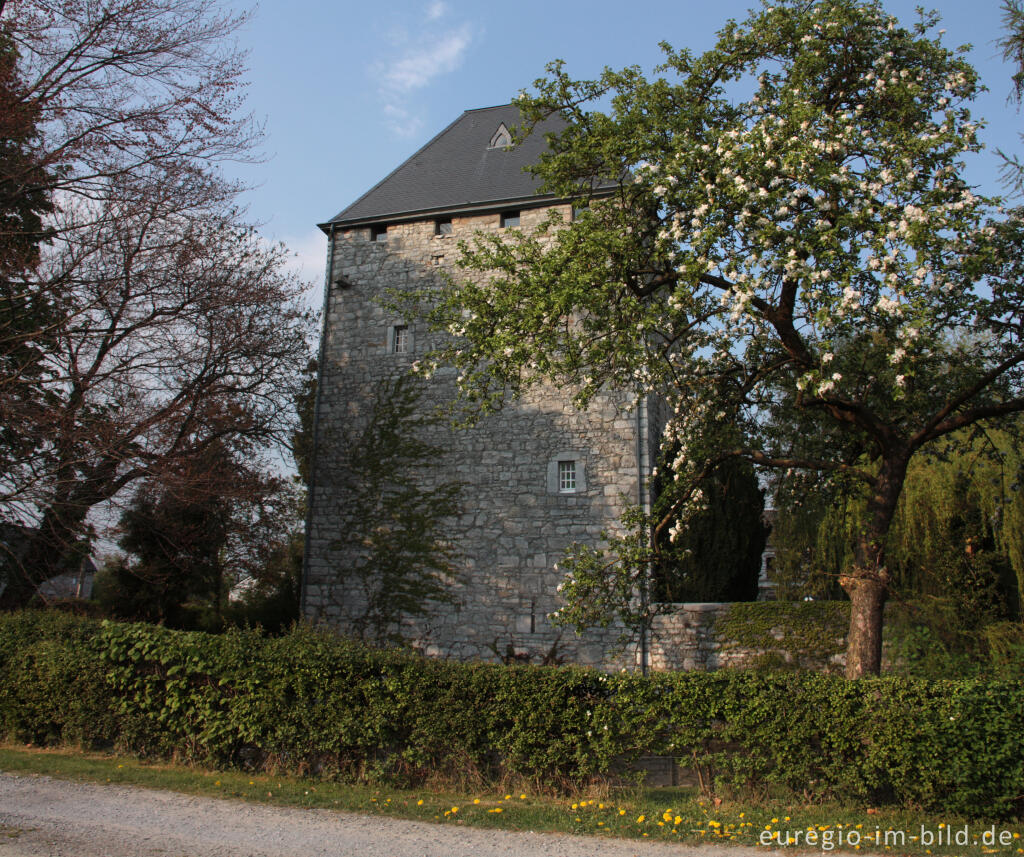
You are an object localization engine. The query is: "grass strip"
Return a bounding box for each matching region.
[0,744,1021,855]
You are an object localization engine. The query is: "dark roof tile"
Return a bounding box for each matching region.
[325,104,570,227]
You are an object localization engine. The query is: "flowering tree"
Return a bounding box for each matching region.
[421,0,1024,677]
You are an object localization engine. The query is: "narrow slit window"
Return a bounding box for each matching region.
[558,460,577,493]
[392,325,409,354]
[500,210,520,229]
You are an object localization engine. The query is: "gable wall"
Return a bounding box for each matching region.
[304,204,651,668]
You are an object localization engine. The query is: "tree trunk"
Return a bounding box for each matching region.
[840,451,909,678]
[841,573,888,677]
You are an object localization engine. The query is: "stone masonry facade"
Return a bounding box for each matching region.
[304,204,655,668]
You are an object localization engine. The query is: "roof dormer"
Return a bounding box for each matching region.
[488,122,513,149]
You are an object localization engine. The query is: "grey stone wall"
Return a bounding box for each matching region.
[304,205,655,669]
[650,603,849,672]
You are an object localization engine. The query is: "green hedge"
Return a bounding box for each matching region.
[0,612,1021,818]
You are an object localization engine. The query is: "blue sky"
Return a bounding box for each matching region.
[227,1,1023,298]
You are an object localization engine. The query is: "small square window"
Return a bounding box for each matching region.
[370,224,388,242]
[435,218,452,235]
[500,210,520,229]
[571,204,588,222]
[558,460,577,492]
[392,324,409,354]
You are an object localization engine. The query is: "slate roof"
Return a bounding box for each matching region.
[323,104,599,229]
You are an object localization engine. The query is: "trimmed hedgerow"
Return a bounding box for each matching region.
[0,612,1021,818]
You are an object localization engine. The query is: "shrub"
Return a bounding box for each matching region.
[0,611,1021,818]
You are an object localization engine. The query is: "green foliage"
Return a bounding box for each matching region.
[771,428,1024,617]
[654,458,766,602]
[0,611,115,746]
[714,601,850,671]
[223,530,303,635]
[2,612,1024,817]
[97,459,233,631]
[322,375,463,643]
[884,599,1024,680]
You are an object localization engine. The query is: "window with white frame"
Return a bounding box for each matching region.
[557,460,576,492]
[390,324,409,354]
[547,453,585,494]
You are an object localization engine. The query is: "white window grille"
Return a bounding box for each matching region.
[558,460,576,492]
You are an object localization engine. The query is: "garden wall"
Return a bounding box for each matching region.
[650,601,851,672]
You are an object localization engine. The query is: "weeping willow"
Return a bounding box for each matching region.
[770,426,1024,621]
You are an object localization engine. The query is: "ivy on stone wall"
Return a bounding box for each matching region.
[713,601,850,670]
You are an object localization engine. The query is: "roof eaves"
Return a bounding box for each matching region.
[318,185,618,234]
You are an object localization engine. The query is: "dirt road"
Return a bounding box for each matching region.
[0,772,770,857]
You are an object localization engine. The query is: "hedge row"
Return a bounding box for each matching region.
[1,611,1021,818]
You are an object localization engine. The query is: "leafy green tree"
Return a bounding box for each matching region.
[773,428,1024,620]
[320,375,462,645]
[419,0,1024,676]
[96,434,301,630]
[654,456,766,603]
[97,445,234,629]
[224,529,303,634]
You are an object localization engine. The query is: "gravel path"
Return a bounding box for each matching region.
[0,772,774,857]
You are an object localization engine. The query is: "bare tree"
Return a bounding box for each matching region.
[0,0,313,606]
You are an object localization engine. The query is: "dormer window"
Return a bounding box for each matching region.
[500,210,520,229]
[370,224,388,242]
[488,123,513,149]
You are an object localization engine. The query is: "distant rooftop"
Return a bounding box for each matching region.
[322,104,602,229]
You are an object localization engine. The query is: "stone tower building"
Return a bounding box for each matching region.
[303,105,661,667]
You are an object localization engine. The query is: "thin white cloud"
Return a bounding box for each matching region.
[382,24,473,95]
[374,9,477,136]
[382,103,424,139]
[425,1,447,21]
